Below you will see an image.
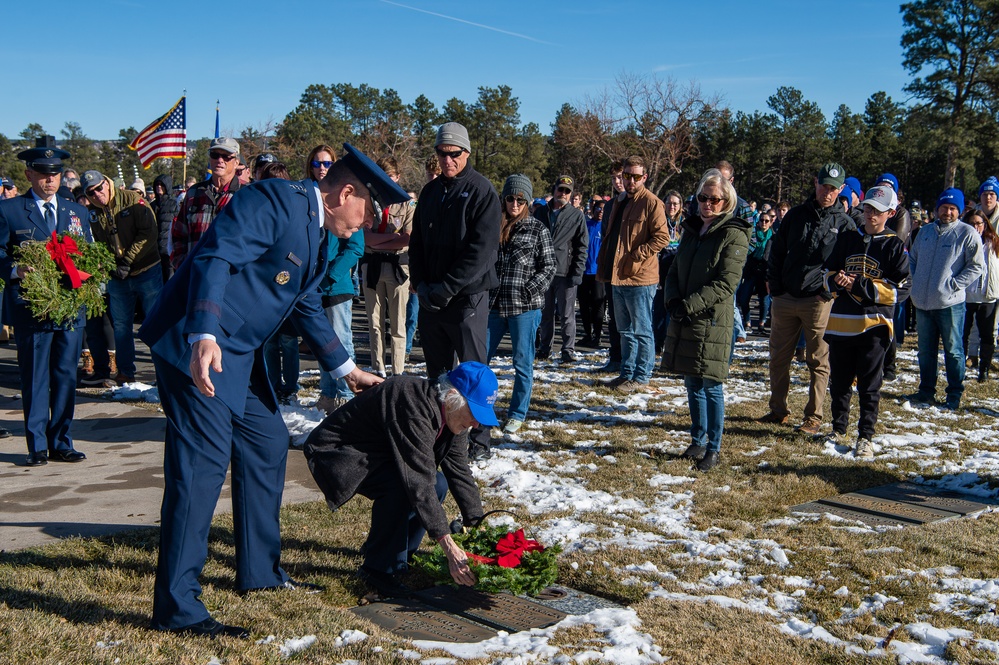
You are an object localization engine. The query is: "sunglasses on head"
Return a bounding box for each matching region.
[86,180,105,197]
[311,160,333,169]
[209,151,237,162]
[435,147,464,160]
[504,195,527,205]
[622,172,645,181]
[696,194,725,205]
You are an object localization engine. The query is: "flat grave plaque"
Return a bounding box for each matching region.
[349,598,497,643]
[415,586,567,632]
[857,482,996,516]
[790,501,912,527]
[791,482,997,528]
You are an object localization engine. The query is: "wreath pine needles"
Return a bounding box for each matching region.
[414,524,561,596]
[15,234,114,327]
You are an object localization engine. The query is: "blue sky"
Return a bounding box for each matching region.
[2,1,910,141]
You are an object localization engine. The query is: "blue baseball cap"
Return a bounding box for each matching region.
[936,187,965,214]
[447,361,500,427]
[875,173,899,193]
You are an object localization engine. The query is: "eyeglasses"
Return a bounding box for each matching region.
[86,181,105,197]
[622,172,645,181]
[311,160,333,169]
[556,187,572,195]
[697,194,725,205]
[235,167,247,175]
[435,148,464,160]
[504,195,527,205]
[209,151,237,162]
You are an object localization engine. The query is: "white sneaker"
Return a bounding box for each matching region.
[854,437,875,459]
[502,419,524,434]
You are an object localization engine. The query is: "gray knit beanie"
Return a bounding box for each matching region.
[502,174,533,201]
[435,122,472,152]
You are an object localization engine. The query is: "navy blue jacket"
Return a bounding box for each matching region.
[0,193,94,330]
[139,179,350,416]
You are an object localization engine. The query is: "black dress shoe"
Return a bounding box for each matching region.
[25,452,48,466]
[171,617,250,639]
[696,451,720,471]
[0,427,11,439]
[358,566,411,598]
[50,449,86,463]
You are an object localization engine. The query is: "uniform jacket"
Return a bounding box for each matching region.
[767,196,856,299]
[661,212,750,382]
[909,219,984,310]
[89,180,160,276]
[966,238,999,304]
[489,215,556,317]
[409,162,500,309]
[139,179,350,416]
[170,175,241,271]
[0,193,93,330]
[596,186,669,286]
[535,203,588,281]
[823,226,910,340]
[304,376,484,541]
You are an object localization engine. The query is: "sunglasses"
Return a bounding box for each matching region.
[556,187,572,195]
[622,172,645,181]
[311,160,333,169]
[86,181,106,197]
[209,151,237,162]
[435,148,464,160]
[504,195,527,205]
[235,167,247,175]
[697,194,725,205]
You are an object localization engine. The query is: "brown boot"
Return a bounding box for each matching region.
[81,350,94,375]
[109,351,118,377]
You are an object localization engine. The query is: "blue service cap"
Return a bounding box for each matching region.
[338,143,409,207]
[18,146,71,175]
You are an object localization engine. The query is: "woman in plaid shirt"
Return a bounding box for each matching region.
[486,174,556,434]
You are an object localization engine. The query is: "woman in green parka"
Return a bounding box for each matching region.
[661,169,751,471]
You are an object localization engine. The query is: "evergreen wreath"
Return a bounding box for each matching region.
[414,524,561,596]
[15,232,114,327]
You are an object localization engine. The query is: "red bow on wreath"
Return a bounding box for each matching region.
[464,529,545,569]
[46,232,91,289]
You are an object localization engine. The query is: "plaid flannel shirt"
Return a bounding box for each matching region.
[489,216,556,317]
[170,178,239,270]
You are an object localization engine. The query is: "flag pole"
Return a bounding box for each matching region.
[182,90,188,185]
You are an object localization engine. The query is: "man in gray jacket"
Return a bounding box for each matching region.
[908,188,984,409]
[535,175,588,363]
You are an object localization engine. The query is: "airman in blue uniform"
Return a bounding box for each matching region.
[138,144,408,639]
[0,137,93,466]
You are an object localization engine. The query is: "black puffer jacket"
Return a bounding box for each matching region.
[767,196,856,299]
[153,174,178,257]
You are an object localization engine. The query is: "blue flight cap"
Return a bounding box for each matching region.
[18,135,70,175]
[338,143,409,208]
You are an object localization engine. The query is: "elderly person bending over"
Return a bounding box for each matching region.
[304,361,499,597]
[661,169,750,471]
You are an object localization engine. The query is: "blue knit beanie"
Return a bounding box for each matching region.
[936,188,965,214]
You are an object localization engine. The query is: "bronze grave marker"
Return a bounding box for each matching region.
[349,598,497,642]
[414,586,567,633]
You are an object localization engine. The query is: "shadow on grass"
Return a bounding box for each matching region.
[756,462,901,496]
[1,586,151,629]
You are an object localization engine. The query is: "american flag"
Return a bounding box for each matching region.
[128,97,187,168]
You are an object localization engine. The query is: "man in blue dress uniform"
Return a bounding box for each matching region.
[138,144,408,639]
[0,138,93,466]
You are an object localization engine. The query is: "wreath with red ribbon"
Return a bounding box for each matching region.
[415,524,560,596]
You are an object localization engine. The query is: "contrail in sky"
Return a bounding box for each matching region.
[379,0,553,45]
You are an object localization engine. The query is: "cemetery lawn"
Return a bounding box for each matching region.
[1,337,998,664]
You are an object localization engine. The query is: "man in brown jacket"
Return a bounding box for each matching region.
[596,156,669,392]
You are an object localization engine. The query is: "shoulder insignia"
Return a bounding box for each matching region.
[289,182,307,194]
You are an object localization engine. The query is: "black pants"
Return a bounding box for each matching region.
[578,275,606,343]
[605,284,621,363]
[963,301,998,370]
[829,330,890,439]
[418,291,490,450]
[537,276,578,356]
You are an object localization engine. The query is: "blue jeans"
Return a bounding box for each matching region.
[107,268,163,378]
[405,293,419,355]
[319,300,355,399]
[487,309,540,422]
[263,333,299,395]
[612,284,656,383]
[916,305,966,402]
[684,375,725,452]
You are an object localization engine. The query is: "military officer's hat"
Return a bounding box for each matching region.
[18,136,70,175]
[339,143,409,208]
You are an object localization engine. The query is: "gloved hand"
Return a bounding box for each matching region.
[570,275,583,286]
[114,263,130,280]
[666,299,686,319]
[417,282,450,312]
